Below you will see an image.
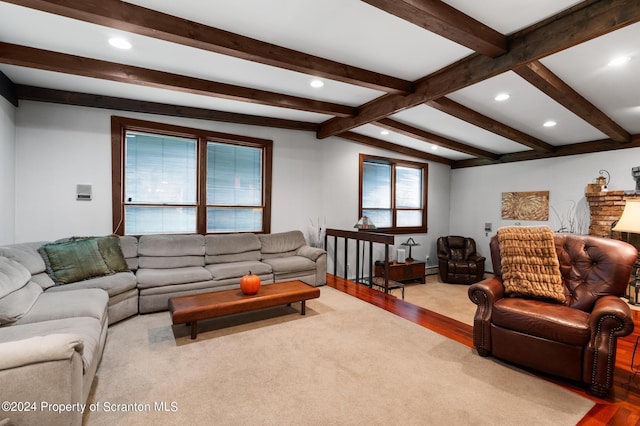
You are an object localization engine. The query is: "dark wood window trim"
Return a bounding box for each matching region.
[358,153,428,235]
[111,116,272,235]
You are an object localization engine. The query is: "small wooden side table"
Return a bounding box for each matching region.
[374,260,426,284]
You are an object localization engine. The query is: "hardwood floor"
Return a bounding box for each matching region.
[326,274,640,426]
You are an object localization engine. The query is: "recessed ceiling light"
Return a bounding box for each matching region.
[607,56,631,67]
[310,79,324,88]
[108,37,132,50]
[494,93,510,102]
[431,145,438,151]
[380,130,389,135]
[543,120,557,128]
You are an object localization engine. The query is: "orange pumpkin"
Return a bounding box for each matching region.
[240,272,261,295]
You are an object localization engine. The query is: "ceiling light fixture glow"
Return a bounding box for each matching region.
[431,145,438,150]
[494,93,510,101]
[607,56,631,67]
[543,120,557,128]
[108,37,132,50]
[380,130,389,135]
[310,79,324,88]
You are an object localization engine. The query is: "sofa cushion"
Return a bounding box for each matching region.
[16,288,108,326]
[136,266,212,288]
[205,261,272,281]
[39,239,113,285]
[138,234,205,257]
[259,230,306,259]
[0,317,102,374]
[0,257,31,298]
[0,242,48,275]
[205,234,261,264]
[44,271,137,297]
[138,256,204,269]
[0,281,42,325]
[261,256,316,275]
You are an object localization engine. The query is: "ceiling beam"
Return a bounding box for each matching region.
[0,42,356,118]
[317,0,640,138]
[15,85,319,132]
[425,97,555,152]
[452,135,640,168]
[514,61,631,143]
[3,0,413,95]
[361,0,507,57]
[338,131,453,166]
[375,118,500,160]
[0,71,18,106]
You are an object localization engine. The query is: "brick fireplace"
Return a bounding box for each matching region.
[585,190,640,239]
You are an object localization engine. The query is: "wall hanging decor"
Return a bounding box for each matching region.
[501,191,549,221]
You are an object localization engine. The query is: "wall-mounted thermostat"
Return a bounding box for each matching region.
[77,184,92,201]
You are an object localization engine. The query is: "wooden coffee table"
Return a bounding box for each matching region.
[168,280,320,339]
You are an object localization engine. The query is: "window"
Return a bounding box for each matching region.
[112,116,272,235]
[359,154,427,234]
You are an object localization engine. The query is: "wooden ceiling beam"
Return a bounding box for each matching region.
[338,131,453,166]
[452,135,640,168]
[318,0,640,139]
[514,61,631,143]
[0,42,355,118]
[375,118,500,160]
[362,0,506,57]
[15,85,319,132]
[4,0,413,95]
[425,97,555,152]
[0,71,18,106]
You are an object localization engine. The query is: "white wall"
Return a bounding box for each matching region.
[0,97,16,244]
[11,101,452,281]
[450,148,640,269]
[320,137,451,278]
[13,101,330,242]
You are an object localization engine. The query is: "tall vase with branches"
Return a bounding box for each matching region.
[308,217,326,249]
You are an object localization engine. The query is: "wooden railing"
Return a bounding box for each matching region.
[324,228,395,293]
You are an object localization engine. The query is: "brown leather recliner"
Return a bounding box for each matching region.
[468,233,637,397]
[437,236,485,284]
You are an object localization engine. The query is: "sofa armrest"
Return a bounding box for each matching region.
[296,246,326,262]
[0,334,84,371]
[468,277,505,356]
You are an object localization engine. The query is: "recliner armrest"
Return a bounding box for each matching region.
[589,295,635,339]
[468,277,505,356]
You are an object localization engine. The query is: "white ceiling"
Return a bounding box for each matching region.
[0,0,638,165]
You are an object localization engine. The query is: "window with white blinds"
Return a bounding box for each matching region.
[359,154,427,234]
[112,116,272,235]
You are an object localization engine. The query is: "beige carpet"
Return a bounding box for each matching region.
[84,286,593,426]
[402,274,479,325]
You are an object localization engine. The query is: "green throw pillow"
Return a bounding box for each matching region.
[40,238,113,285]
[94,235,129,272]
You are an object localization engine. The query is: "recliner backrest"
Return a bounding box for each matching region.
[490,233,637,311]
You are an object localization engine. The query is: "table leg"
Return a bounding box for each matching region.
[301,300,306,315]
[190,321,198,339]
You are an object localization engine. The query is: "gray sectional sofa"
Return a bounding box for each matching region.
[0,230,325,426]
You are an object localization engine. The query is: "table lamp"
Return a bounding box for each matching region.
[401,237,420,262]
[612,199,640,304]
[354,216,376,230]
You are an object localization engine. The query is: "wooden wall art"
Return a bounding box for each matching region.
[501,191,549,221]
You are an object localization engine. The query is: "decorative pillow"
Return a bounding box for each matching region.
[498,226,566,303]
[93,235,129,272]
[39,238,112,285]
